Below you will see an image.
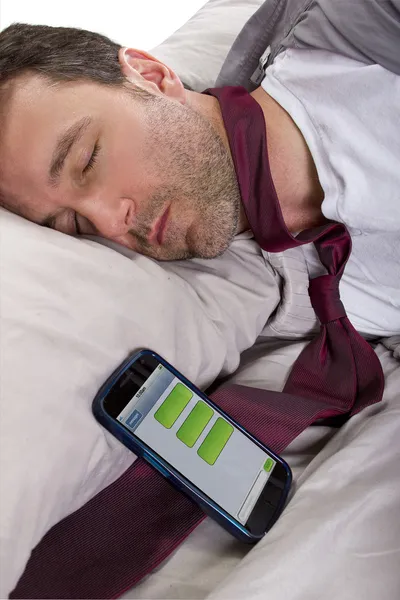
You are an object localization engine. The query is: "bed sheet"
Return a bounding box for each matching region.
[123,338,400,600]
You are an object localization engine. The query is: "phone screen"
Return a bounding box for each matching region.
[109,358,277,526]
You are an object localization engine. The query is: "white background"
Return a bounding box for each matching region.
[0,0,207,50]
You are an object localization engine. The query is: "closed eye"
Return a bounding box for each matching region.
[42,210,78,236]
[83,142,100,175]
[74,211,81,235]
[73,212,97,236]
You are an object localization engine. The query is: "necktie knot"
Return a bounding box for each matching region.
[309,274,346,324]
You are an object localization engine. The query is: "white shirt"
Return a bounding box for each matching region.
[261,48,400,337]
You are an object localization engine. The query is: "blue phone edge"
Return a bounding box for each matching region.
[92,349,293,544]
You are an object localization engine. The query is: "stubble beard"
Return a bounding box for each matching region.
[128,93,241,261]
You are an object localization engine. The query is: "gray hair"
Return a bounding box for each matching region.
[0,22,125,90]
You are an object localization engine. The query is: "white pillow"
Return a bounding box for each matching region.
[1,2,267,594]
[0,209,279,596]
[151,0,264,91]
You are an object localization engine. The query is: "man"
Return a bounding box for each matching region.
[0,1,399,338]
[1,8,399,598]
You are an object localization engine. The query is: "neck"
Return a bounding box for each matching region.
[250,87,326,232]
[186,89,250,232]
[187,87,325,235]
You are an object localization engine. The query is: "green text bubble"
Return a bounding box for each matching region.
[197,418,233,465]
[154,383,192,429]
[176,401,214,447]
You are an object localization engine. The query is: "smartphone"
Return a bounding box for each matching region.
[92,349,292,543]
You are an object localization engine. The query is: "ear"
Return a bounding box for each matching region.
[118,47,186,104]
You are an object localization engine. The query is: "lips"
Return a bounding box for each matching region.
[151,206,170,246]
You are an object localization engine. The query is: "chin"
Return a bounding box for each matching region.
[193,232,233,260]
[183,223,228,260]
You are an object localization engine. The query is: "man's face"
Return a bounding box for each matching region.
[0,73,240,260]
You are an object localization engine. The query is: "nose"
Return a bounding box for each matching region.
[83,197,136,240]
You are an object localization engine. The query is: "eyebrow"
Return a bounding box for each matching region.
[48,116,92,187]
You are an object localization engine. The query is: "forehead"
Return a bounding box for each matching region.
[1,73,105,165]
[0,74,112,220]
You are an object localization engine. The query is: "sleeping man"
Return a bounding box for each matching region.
[0,3,399,595]
[0,0,399,346]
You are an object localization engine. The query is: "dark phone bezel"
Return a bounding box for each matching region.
[92,349,292,542]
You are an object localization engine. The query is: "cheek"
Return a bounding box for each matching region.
[112,232,139,251]
[108,133,159,195]
[103,112,141,180]
[105,112,167,210]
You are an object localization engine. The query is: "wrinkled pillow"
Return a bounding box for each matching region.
[0,209,279,596]
[1,1,268,594]
[151,0,264,90]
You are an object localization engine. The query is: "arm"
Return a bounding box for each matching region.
[291,0,400,76]
[216,0,400,89]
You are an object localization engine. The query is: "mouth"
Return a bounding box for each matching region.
[149,206,170,246]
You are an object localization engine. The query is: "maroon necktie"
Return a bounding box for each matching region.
[12,87,384,599]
